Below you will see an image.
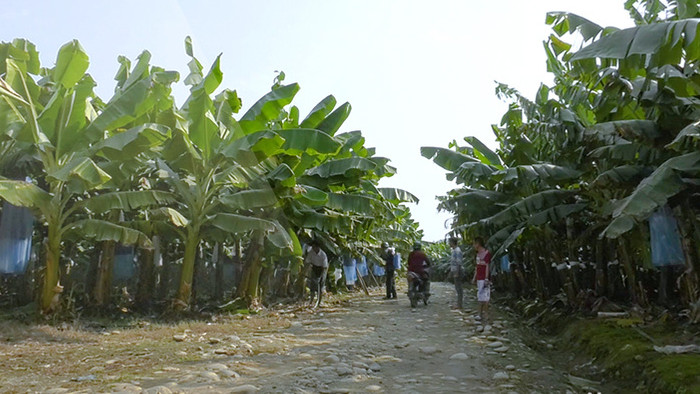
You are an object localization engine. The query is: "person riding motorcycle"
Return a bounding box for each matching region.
[407,242,431,295]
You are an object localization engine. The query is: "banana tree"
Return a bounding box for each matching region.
[233,89,420,302]
[0,40,179,312]
[425,0,700,308]
[157,39,357,308]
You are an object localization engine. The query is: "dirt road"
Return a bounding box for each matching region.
[148,282,601,393]
[2,282,609,393]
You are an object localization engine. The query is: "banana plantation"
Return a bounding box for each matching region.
[0,37,421,315]
[3,1,700,392]
[425,1,700,320]
[0,0,697,326]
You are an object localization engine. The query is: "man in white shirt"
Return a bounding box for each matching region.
[305,241,328,308]
[449,237,464,309]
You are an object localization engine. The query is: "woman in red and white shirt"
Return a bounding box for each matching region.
[471,236,492,323]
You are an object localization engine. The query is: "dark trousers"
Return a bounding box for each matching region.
[385,269,397,299]
[453,268,463,308]
[309,265,327,304]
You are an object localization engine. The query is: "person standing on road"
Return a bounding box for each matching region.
[471,236,492,322]
[381,242,397,299]
[305,240,328,308]
[449,237,464,309]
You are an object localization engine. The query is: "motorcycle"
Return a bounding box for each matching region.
[407,271,430,308]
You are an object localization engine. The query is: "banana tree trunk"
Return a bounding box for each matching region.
[595,238,607,297]
[157,242,171,301]
[259,265,272,303]
[677,202,699,305]
[236,231,263,305]
[191,244,201,305]
[231,238,242,294]
[531,244,547,299]
[290,256,306,299]
[214,243,224,301]
[40,223,62,313]
[243,262,263,303]
[136,236,158,309]
[566,218,576,263]
[175,229,200,309]
[617,237,639,304]
[93,240,116,306]
[658,265,669,305]
[278,259,294,298]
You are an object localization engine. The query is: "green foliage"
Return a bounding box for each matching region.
[422,241,452,281]
[424,0,700,319]
[0,36,421,313]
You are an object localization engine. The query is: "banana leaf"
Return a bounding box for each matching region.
[219,188,278,210]
[603,151,700,238]
[453,161,497,185]
[464,136,503,168]
[377,187,419,204]
[590,142,663,164]
[572,19,700,61]
[38,75,95,151]
[667,120,700,151]
[586,120,660,144]
[148,207,189,227]
[496,164,582,184]
[160,127,202,168]
[296,185,328,206]
[336,130,366,155]
[65,219,151,247]
[183,55,223,159]
[307,157,376,178]
[298,209,345,232]
[239,83,299,134]
[526,203,588,226]
[0,179,50,209]
[267,163,296,187]
[480,189,576,229]
[327,192,377,215]
[81,190,177,212]
[84,78,153,140]
[266,221,294,250]
[118,51,151,90]
[421,146,476,172]
[369,156,396,177]
[490,226,524,260]
[591,165,654,188]
[300,95,337,129]
[52,40,90,89]
[316,102,351,136]
[48,157,111,190]
[91,123,171,160]
[546,12,604,41]
[277,128,340,155]
[220,130,285,166]
[209,212,276,234]
[360,179,380,195]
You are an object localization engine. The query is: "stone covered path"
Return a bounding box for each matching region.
[116,282,603,393]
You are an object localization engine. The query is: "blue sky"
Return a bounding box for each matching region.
[0,1,633,241]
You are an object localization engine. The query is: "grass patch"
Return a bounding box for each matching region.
[560,318,700,393]
[649,355,700,393]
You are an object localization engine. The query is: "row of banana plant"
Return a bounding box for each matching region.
[424,0,700,310]
[0,37,420,314]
